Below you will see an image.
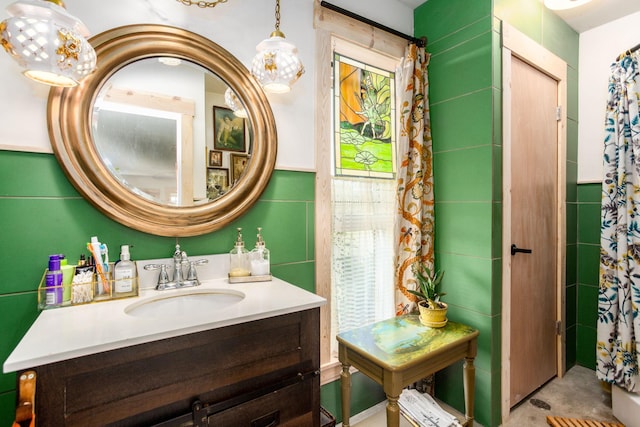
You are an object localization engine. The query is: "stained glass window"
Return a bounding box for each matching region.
[333,53,396,179]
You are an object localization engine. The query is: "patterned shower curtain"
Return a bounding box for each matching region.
[598,50,640,393]
[394,43,435,315]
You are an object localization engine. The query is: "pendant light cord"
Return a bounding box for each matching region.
[270,0,285,38]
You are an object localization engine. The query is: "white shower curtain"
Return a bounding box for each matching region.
[597,50,640,393]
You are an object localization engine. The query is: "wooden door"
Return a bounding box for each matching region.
[509,55,558,406]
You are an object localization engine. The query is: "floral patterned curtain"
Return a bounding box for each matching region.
[394,43,435,315]
[598,50,640,393]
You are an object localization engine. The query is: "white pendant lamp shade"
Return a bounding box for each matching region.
[250,0,304,94]
[224,87,248,118]
[0,0,96,87]
[544,0,592,10]
[251,32,304,94]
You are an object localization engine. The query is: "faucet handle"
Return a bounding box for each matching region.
[157,265,171,286]
[144,264,171,290]
[186,259,208,281]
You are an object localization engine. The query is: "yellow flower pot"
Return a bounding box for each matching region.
[418,301,448,328]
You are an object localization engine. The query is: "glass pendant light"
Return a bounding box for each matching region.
[250,0,304,94]
[0,0,96,87]
[224,87,248,118]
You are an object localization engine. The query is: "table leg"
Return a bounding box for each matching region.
[341,362,352,427]
[385,394,400,427]
[463,356,476,427]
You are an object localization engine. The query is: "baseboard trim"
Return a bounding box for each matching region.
[336,400,387,427]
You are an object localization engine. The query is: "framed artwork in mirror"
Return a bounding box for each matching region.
[231,153,248,185]
[207,167,229,200]
[213,106,245,152]
[209,149,222,167]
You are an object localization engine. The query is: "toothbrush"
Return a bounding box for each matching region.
[87,240,110,294]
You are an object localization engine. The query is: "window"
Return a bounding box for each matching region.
[329,52,398,358]
[330,178,396,357]
[314,4,407,383]
[332,53,396,179]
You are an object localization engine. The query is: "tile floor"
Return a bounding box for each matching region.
[349,365,621,427]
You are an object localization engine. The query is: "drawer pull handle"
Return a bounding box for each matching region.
[251,410,280,427]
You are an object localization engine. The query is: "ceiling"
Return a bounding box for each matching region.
[398,0,640,33]
[551,0,640,33]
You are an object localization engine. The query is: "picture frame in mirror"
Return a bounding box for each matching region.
[213,106,245,152]
[209,149,223,167]
[231,153,248,185]
[207,167,229,200]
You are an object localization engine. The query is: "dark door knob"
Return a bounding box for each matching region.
[511,244,532,256]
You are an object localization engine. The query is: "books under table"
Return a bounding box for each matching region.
[399,389,463,427]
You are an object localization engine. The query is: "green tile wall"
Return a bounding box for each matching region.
[576,183,601,369]
[0,150,316,426]
[321,372,386,425]
[416,0,579,426]
[415,1,497,425]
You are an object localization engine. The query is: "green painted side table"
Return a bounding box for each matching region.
[337,315,479,427]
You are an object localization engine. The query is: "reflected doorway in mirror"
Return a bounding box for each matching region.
[213,106,245,152]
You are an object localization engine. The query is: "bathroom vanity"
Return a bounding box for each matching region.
[4,266,325,426]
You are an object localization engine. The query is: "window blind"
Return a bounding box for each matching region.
[330,177,395,357]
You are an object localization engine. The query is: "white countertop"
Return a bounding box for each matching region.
[3,255,325,373]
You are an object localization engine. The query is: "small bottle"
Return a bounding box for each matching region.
[45,255,63,306]
[229,228,250,277]
[250,227,270,276]
[59,255,75,305]
[114,245,136,296]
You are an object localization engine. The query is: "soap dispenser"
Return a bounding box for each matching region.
[250,227,270,276]
[229,228,250,277]
[113,245,137,297]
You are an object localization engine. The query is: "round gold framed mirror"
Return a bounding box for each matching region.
[47,24,277,237]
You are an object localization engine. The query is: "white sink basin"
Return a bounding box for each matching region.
[124,288,245,318]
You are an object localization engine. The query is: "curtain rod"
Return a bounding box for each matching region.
[319,1,426,47]
[618,42,640,60]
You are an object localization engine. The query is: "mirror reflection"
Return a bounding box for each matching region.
[91,58,251,207]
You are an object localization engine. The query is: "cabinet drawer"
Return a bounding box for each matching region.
[207,376,314,426]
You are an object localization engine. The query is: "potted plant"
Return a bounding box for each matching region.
[407,264,448,327]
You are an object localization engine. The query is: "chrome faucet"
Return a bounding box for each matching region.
[173,244,187,285]
[144,245,208,290]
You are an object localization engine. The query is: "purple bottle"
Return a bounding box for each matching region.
[45,255,63,306]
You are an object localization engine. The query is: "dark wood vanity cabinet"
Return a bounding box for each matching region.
[29,309,320,426]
